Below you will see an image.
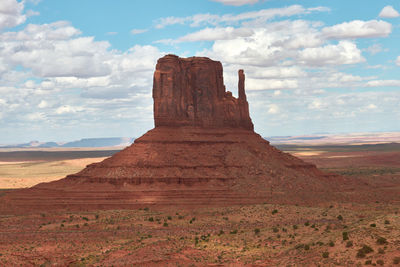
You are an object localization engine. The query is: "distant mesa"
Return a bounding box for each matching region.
[1,55,354,213]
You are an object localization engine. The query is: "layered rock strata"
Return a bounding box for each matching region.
[0,55,351,213]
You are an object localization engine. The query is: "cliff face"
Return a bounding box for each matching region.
[153,55,253,130]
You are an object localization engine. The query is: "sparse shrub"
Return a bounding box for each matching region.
[254,228,260,234]
[84,223,88,227]
[393,257,400,264]
[356,245,373,258]
[95,214,99,220]
[377,259,384,265]
[75,224,80,229]
[304,244,310,250]
[143,207,149,211]
[148,217,154,222]
[346,241,353,247]
[230,229,238,234]
[376,237,388,245]
[163,222,168,227]
[317,241,324,246]
[82,217,89,221]
[384,220,390,225]
[272,209,278,215]
[178,215,183,219]
[293,225,298,230]
[41,213,46,217]
[218,230,224,236]
[365,260,372,265]
[378,248,385,254]
[370,223,376,227]
[342,231,349,241]
[337,215,343,221]
[167,216,172,220]
[329,241,335,247]
[60,224,64,227]
[322,252,329,258]
[222,217,228,220]
[304,221,310,226]
[272,227,279,233]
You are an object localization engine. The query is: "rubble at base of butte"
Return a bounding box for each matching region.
[1,55,355,213]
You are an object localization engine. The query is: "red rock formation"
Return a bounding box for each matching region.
[153,55,253,130]
[0,55,355,214]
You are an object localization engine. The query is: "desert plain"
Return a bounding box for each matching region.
[0,142,399,266]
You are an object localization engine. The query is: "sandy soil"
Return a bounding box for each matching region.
[0,157,106,188]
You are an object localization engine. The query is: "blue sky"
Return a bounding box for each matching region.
[0,0,400,143]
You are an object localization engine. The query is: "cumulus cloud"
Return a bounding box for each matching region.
[0,0,26,31]
[0,22,112,78]
[211,0,259,6]
[379,5,400,18]
[298,41,365,66]
[322,20,392,39]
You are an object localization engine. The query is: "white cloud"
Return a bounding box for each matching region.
[158,27,253,44]
[396,56,400,66]
[364,44,383,55]
[267,104,279,114]
[155,5,329,28]
[379,5,400,18]
[211,0,259,6]
[0,22,112,78]
[0,0,26,31]
[298,41,365,66]
[131,29,148,35]
[247,78,298,90]
[322,20,392,39]
[55,105,83,114]
[37,100,49,108]
[366,80,400,87]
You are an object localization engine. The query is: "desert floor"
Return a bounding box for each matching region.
[0,144,399,266]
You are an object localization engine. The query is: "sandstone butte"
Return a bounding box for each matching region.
[1,55,356,213]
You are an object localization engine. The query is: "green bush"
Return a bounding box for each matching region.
[271,209,278,215]
[376,237,388,245]
[304,221,310,226]
[346,241,353,247]
[148,217,154,222]
[304,244,310,250]
[272,227,279,233]
[337,215,343,221]
[370,223,376,227]
[377,259,384,266]
[356,245,373,258]
[393,257,400,264]
[384,220,390,224]
[163,222,168,227]
[329,241,335,247]
[365,260,372,265]
[254,228,260,234]
[342,232,349,241]
[322,252,329,258]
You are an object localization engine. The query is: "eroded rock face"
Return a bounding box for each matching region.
[153,54,253,130]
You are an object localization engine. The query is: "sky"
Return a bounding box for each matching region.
[0,0,400,143]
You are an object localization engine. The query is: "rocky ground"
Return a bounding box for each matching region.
[0,202,399,266]
[1,145,400,266]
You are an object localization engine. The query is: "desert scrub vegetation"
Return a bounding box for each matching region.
[356,245,373,258]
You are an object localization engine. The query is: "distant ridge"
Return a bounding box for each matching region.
[0,137,134,148]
